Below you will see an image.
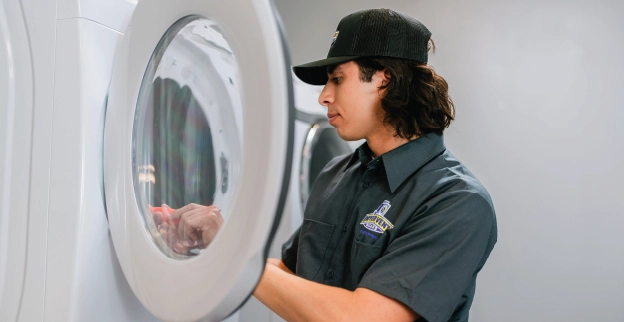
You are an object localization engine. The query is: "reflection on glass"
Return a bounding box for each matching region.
[133,16,243,259]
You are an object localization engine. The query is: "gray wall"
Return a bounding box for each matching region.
[274,1,624,321]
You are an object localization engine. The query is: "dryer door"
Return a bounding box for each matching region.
[103,0,293,321]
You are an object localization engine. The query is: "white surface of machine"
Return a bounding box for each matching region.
[0,0,34,319]
[0,0,295,321]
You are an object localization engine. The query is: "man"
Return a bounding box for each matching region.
[163,8,496,322]
[252,8,497,322]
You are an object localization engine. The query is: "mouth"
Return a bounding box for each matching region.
[327,112,340,125]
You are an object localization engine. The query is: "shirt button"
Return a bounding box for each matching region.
[362,182,369,189]
[342,225,348,233]
[328,270,334,279]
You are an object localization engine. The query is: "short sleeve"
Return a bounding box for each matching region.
[281,226,301,273]
[357,192,497,322]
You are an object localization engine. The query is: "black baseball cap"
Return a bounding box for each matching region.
[293,8,432,86]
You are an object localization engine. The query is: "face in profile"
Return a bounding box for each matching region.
[318,61,387,141]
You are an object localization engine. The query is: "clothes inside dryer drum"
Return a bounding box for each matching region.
[140,77,217,209]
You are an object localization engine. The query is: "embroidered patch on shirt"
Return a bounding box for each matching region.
[360,200,394,234]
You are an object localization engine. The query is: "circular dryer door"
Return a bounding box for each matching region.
[103,0,293,321]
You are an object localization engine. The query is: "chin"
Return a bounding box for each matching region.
[336,129,362,142]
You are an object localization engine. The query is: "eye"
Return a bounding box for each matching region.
[331,77,342,84]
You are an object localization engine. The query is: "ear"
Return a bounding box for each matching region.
[375,69,390,98]
[374,68,390,87]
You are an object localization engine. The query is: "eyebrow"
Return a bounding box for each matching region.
[327,64,343,75]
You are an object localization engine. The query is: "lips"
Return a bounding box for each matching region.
[327,112,340,125]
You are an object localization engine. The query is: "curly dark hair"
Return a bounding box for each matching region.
[353,52,455,138]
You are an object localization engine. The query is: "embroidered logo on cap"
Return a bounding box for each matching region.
[330,31,339,48]
[360,200,394,234]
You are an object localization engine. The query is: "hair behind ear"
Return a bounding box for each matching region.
[355,57,454,138]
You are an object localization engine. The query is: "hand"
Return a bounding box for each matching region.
[151,204,185,252]
[170,203,224,254]
[150,203,223,255]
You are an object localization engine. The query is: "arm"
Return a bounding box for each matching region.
[253,259,419,322]
[266,258,294,274]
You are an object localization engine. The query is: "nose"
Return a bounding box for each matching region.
[318,82,334,107]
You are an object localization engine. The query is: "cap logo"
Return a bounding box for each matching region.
[330,31,339,48]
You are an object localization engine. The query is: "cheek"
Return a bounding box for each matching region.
[336,82,381,122]
[359,90,383,121]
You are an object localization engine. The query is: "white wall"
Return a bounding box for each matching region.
[274,1,624,321]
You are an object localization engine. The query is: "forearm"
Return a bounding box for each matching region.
[266,258,294,274]
[253,263,356,322]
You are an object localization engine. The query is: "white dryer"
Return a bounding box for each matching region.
[0,1,35,319]
[1,0,294,321]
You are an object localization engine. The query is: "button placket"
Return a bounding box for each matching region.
[360,165,374,189]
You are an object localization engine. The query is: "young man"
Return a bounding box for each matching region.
[253,8,497,322]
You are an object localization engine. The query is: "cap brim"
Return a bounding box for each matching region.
[292,56,360,85]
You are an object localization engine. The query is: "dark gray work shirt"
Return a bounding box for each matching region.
[281,133,497,322]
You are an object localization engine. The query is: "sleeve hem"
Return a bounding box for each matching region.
[281,253,297,273]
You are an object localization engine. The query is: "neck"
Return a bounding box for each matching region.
[366,126,417,158]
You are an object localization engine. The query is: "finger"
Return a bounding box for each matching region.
[179,239,196,247]
[175,208,193,242]
[171,204,218,220]
[161,220,179,237]
[173,242,187,254]
[153,211,163,226]
[173,239,199,255]
[159,227,167,241]
[161,203,176,215]
[162,222,179,246]
[170,203,198,223]
[165,230,178,246]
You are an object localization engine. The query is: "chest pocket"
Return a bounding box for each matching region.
[296,219,335,281]
[351,239,384,286]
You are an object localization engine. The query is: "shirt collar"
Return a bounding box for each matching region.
[346,142,371,169]
[346,133,446,193]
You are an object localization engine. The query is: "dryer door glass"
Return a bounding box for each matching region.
[133,16,242,258]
